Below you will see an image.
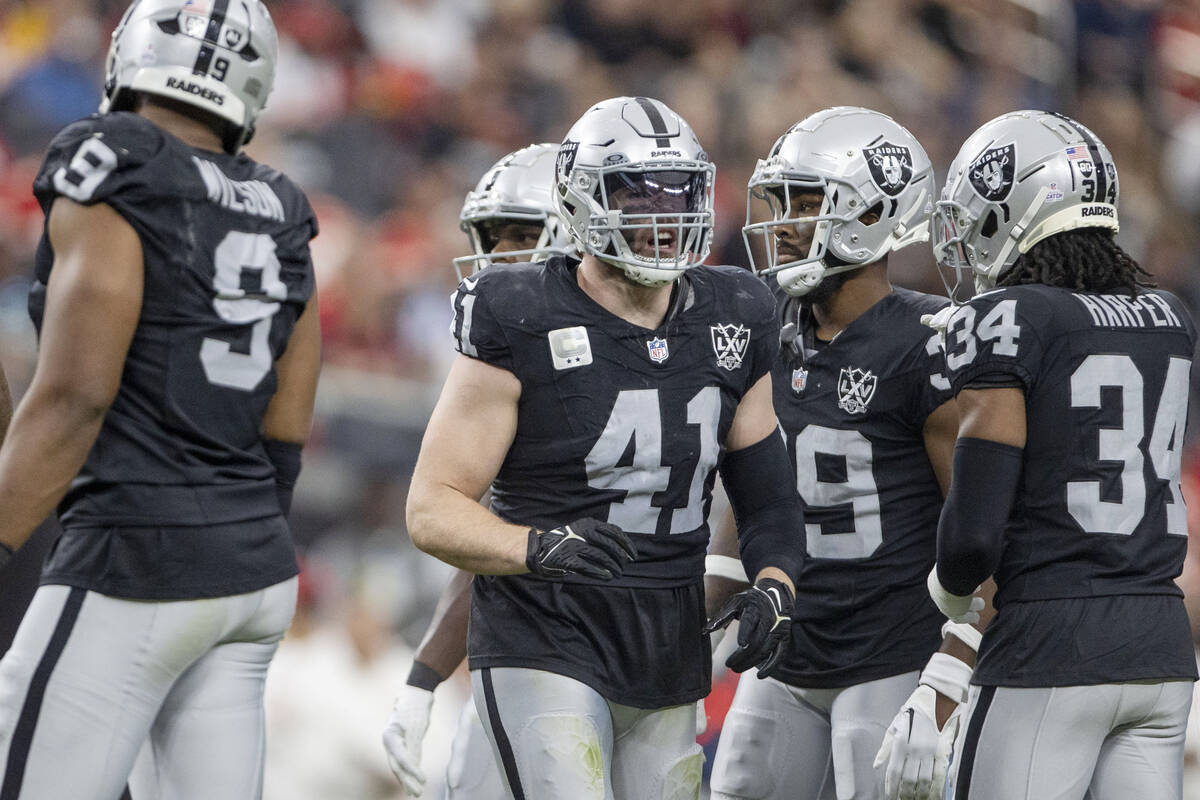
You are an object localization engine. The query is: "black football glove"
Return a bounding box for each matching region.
[703,577,793,677]
[526,518,637,580]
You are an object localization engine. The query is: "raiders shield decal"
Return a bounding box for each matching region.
[862,142,914,197]
[837,366,876,414]
[556,140,579,182]
[711,323,750,370]
[968,143,1015,202]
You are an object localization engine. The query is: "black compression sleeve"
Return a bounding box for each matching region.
[720,432,805,584]
[263,439,303,517]
[936,437,1023,595]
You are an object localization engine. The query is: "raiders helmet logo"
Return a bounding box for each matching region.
[556,141,579,182]
[968,144,1015,202]
[862,142,913,197]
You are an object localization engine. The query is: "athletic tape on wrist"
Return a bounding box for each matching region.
[705,554,749,584]
[918,651,973,704]
[941,620,982,653]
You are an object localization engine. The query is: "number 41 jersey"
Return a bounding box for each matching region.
[943,283,1198,686]
[451,256,778,707]
[30,112,317,598]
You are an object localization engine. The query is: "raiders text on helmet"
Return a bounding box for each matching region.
[742,106,935,297]
[933,110,1120,298]
[101,0,278,154]
[553,97,715,287]
[454,143,573,278]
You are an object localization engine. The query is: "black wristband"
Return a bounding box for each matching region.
[0,541,12,572]
[406,660,444,692]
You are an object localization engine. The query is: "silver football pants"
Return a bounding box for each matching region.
[447,698,507,800]
[950,681,1193,800]
[710,668,919,800]
[470,667,702,800]
[0,580,296,800]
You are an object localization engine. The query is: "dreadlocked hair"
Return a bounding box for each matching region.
[996,228,1154,295]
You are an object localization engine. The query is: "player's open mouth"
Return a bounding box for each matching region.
[652,231,677,254]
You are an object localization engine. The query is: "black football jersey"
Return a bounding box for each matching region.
[943,284,1198,685]
[770,288,954,688]
[453,256,778,705]
[30,112,316,598]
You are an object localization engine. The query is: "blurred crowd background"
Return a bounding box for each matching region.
[2,0,1200,796]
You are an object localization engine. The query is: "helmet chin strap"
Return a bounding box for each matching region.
[776,260,863,297]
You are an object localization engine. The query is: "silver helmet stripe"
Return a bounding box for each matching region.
[192,0,231,76]
[634,96,671,147]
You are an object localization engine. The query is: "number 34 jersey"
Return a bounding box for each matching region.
[451,256,778,707]
[771,288,954,689]
[942,284,1198,686]
[30,112,317,598]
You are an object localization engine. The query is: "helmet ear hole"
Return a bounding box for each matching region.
[981,210,999,238]
[861,201,884,225]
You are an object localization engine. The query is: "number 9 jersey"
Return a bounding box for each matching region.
[30,112,317,598]
[942,283,1199,686]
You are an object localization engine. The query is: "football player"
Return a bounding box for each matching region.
[405,96,805,800]
[0,2,320,798]
[383,142,571,800]
[707,107,969,800]
[928,110,1195,800]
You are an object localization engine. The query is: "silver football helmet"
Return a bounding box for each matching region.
[933,110,1119,299]
[100,0,278,154]
[453,143,573,278]
[743,107,934,297]
[553,96,715,287]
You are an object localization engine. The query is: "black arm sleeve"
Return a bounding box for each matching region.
[263,439,303,517]
[936,437,1023,595]
[720,432,805,585]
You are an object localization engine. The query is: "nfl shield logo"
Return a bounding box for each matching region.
[711,323,751,371]
[837,366,877,414]
[791,367,808,393]
[647,337,669,364]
